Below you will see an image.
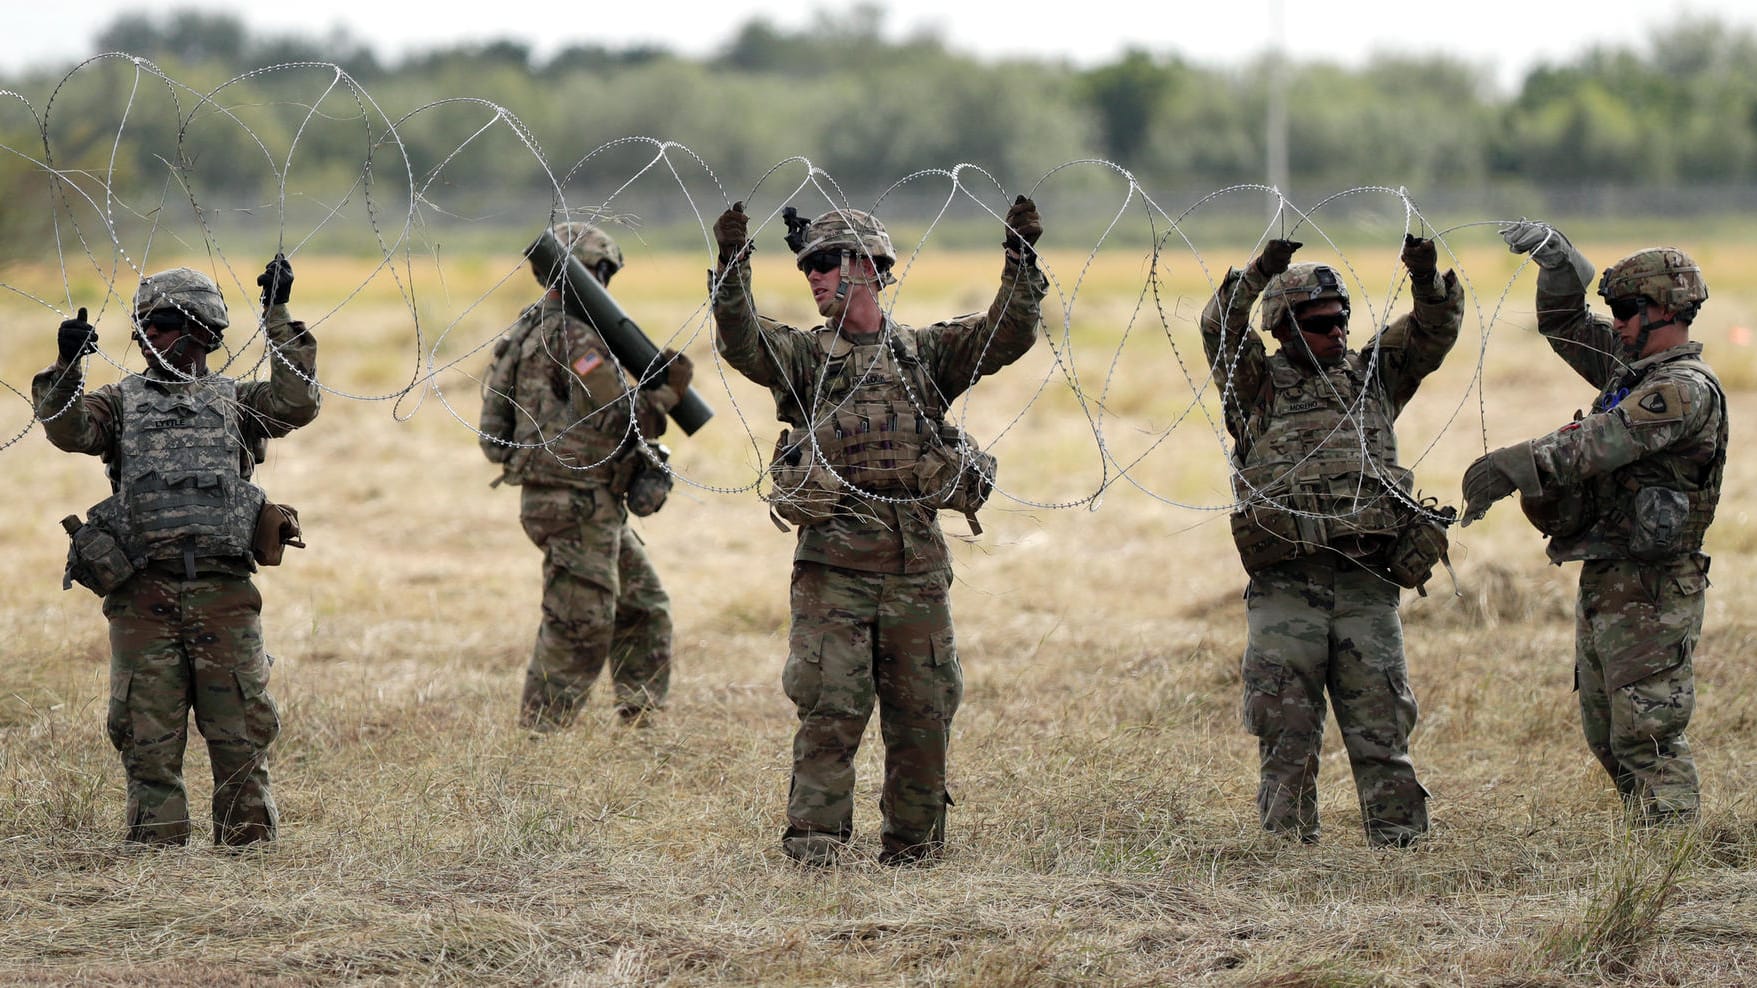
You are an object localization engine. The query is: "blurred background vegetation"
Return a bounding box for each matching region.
[2,5,1756,260]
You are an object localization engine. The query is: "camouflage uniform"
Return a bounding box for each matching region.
[1479,247,1724,820]
[713,216,1045,862]
[480,226,687,729]
[33,277,318,846]
[1201,258,1463,845]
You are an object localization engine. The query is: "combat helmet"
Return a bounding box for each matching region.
[793,209,896,286]
[1260,262,1350,335]
[133,267,229,351]
[1597,247,1708,317]
[537,220,624,289]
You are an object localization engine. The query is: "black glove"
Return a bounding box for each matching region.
[258,254,294,307]
[1460,445,1535,527]
[714,202,749,265]
[1401,234,1438,280]
[642,349,693,394]
[57,307,96,364]
[1002,195,1042,254]
[1254,239,1302,277]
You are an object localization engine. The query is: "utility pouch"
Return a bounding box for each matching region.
[252,502,305,566]
[1229,503,1303,573]
[61,499,138,596]
[623,444,673,518]
[1629,486,1690,561]
[766,429,841,529]
[1385,501,1455,591]
[915,423,997,533]
[1518,486,1592,539]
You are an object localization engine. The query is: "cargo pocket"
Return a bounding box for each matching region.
[1386,669,1419,739]
[1604,566,1705,692]
[233,659,281,749]
[106,669,133,752]
[1240,656,1284,738]
[783,632,825,712]
[928,629,963,721]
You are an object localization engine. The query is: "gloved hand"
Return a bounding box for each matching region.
[1401,234,1438,280]
[258,254,294,307]
[643,348,693,394]
[1254,239,1302,277]
[57,307,96,364]
[714,202,749,264]
[1002,195,1042,254]
[1498,220,1596,293]
[1460,441,1539,526]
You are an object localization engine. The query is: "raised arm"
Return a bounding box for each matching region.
[1201,240,1296,440]
[1501,220,1620,389]
[917,197,1048,397]
[1368,235,1465,414]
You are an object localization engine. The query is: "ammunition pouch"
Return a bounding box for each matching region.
[914,423,997,533]
[619,443,673,518]
[252,502,305,567]
[1229,502,1305,573]
[1628,486,1691,562]
[1385,500,1455,591]
[61,497,140,596]
[766,428,842,529]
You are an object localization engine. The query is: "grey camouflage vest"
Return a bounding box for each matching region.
[115,374,264,562]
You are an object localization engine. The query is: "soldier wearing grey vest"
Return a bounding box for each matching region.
[711,199,1045,866]
[1202,236,1463,846]
[1465,226,1724,824]
[33,257,317,846]
[479,222,692,730]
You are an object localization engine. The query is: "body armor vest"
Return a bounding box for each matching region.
[488,302,632,487]
[1231,352,1418,564]
[769,329,993,527]
[794,332,939,493]
[114,374,264,562]
[1551,356,1726,562]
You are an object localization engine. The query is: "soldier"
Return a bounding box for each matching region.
[710,198,1046,866]
[1463,224,1723,824]
[1201,235,1464,846]
[33,257,317,846]
[479,222,693,730]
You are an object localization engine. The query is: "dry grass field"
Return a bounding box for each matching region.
[3,235,1757,986]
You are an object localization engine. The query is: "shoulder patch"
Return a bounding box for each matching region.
[1622,380,1684,425]
[571,347,606,378]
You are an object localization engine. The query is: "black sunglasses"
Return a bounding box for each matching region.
[799,251,844,275]
[1294,312,1349,336]
[1606,296,1647,321]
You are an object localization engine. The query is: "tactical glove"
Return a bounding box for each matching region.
[1498,220,1595,295]
[1401,234,1438,280]
[1003,195,1042,256]
[1460,441,1540,527]
[1254,239,1302,277]
[643,348,693,394]
[715,202,750,265]
[57,307,96,364]
[258,254,294,307]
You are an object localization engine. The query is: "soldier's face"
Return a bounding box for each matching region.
[135,318,203,373]
[1289,299,1348,365]
[807,256,878,318]
[1609,297,1674,355]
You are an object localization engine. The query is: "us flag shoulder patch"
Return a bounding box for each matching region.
[572,349,605,377]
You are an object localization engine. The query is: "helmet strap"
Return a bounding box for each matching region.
[1629,310,1675,360]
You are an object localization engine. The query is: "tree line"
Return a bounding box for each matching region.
[3,5,1755,257]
